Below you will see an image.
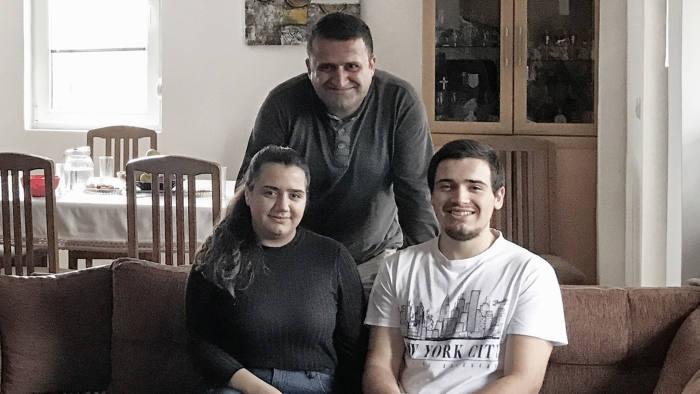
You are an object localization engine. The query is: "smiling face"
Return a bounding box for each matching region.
[244,163,308,247]
[306,37,376,119]
[431,158,505,244]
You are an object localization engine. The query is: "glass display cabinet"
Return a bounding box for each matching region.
[423,0,597,136]
[423,0,600,284]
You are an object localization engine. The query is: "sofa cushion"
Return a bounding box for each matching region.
[654,306,700,394]
[0,266,112,393]
[109,258,201,393]
[550,286,629,364]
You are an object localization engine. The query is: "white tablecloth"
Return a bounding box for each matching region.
[1,180,235,253]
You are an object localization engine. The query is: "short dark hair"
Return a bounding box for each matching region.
[427,139,505,193]
[307,12,373,56]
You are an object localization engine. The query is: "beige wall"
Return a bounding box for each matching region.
[0,1,629,284]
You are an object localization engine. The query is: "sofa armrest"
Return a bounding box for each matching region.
[654,307,700,394]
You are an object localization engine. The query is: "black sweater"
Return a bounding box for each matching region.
[186,228,366,392]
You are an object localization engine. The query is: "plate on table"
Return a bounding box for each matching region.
[84,184,121,194]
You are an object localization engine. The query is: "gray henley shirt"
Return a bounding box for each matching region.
[236,70,438,262]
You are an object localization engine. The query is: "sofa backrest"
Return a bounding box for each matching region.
[1,259,698,393]
[0,258,198,394]
[0,265,113,394]
[109,257,199,393]
[542,285,700,393]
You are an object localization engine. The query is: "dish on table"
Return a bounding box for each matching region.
[25,175,60,197]
[84,183,120,194]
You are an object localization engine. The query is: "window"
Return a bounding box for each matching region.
[26,0,161,130]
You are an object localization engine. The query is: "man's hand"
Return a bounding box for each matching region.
[476,334,553,394]
[229,368,282,394]
[363,326,405,394]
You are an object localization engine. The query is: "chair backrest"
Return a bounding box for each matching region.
[432,136,552,253]
[87,125,157,176]
[0,153,59,275]
[125,155,222,266]
[482,137,552,253]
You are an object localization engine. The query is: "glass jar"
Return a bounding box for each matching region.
[64,146,94,191]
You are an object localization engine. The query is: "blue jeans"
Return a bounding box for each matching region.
[206,368,334,394]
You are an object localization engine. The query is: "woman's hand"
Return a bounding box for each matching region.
[229,369,282,394]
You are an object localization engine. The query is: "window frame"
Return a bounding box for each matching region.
[25,0,162,131]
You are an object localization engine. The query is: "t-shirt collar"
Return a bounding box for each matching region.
[432,230,505,267]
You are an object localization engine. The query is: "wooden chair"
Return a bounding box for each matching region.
[68,125,158,268]
[87,125,157,176]
[432,135,587,284]
[126,155,222,265]
[0,153,59,275]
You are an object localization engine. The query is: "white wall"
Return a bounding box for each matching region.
[682,0,700,282]
[598,0,628,286]
[624,0,700,285]
[667,0,683,286]
[0,1,629,284]
[625,0,670,286]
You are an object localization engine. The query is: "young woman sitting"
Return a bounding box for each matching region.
[186,145,366,394]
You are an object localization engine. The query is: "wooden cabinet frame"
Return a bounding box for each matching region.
[423,0,599,136]
[422,0,513,134]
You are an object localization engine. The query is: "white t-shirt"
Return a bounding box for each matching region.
[365,231,568,394]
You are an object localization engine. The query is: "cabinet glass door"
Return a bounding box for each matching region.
[426,0,513,134]
[514,0,597,135]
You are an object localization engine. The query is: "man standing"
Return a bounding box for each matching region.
[236,13,438,284]
[364,139,567,393]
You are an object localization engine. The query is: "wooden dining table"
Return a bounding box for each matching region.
[1,180,235,254]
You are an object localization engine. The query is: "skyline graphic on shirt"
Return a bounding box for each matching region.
[400,289,507,341]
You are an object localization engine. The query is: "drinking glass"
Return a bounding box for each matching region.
[98,156,115,178]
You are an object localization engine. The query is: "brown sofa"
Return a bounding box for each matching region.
[0,259,698,394]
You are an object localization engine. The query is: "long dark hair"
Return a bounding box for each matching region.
[193,145,310,297]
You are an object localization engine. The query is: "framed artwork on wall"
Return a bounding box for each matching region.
[245,0,361,45]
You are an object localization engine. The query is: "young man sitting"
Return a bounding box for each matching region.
[363,139,568,394]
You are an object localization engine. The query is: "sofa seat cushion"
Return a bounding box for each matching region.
[0,266,112,393]
[654,306,700,394]
[109,258,201,394]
